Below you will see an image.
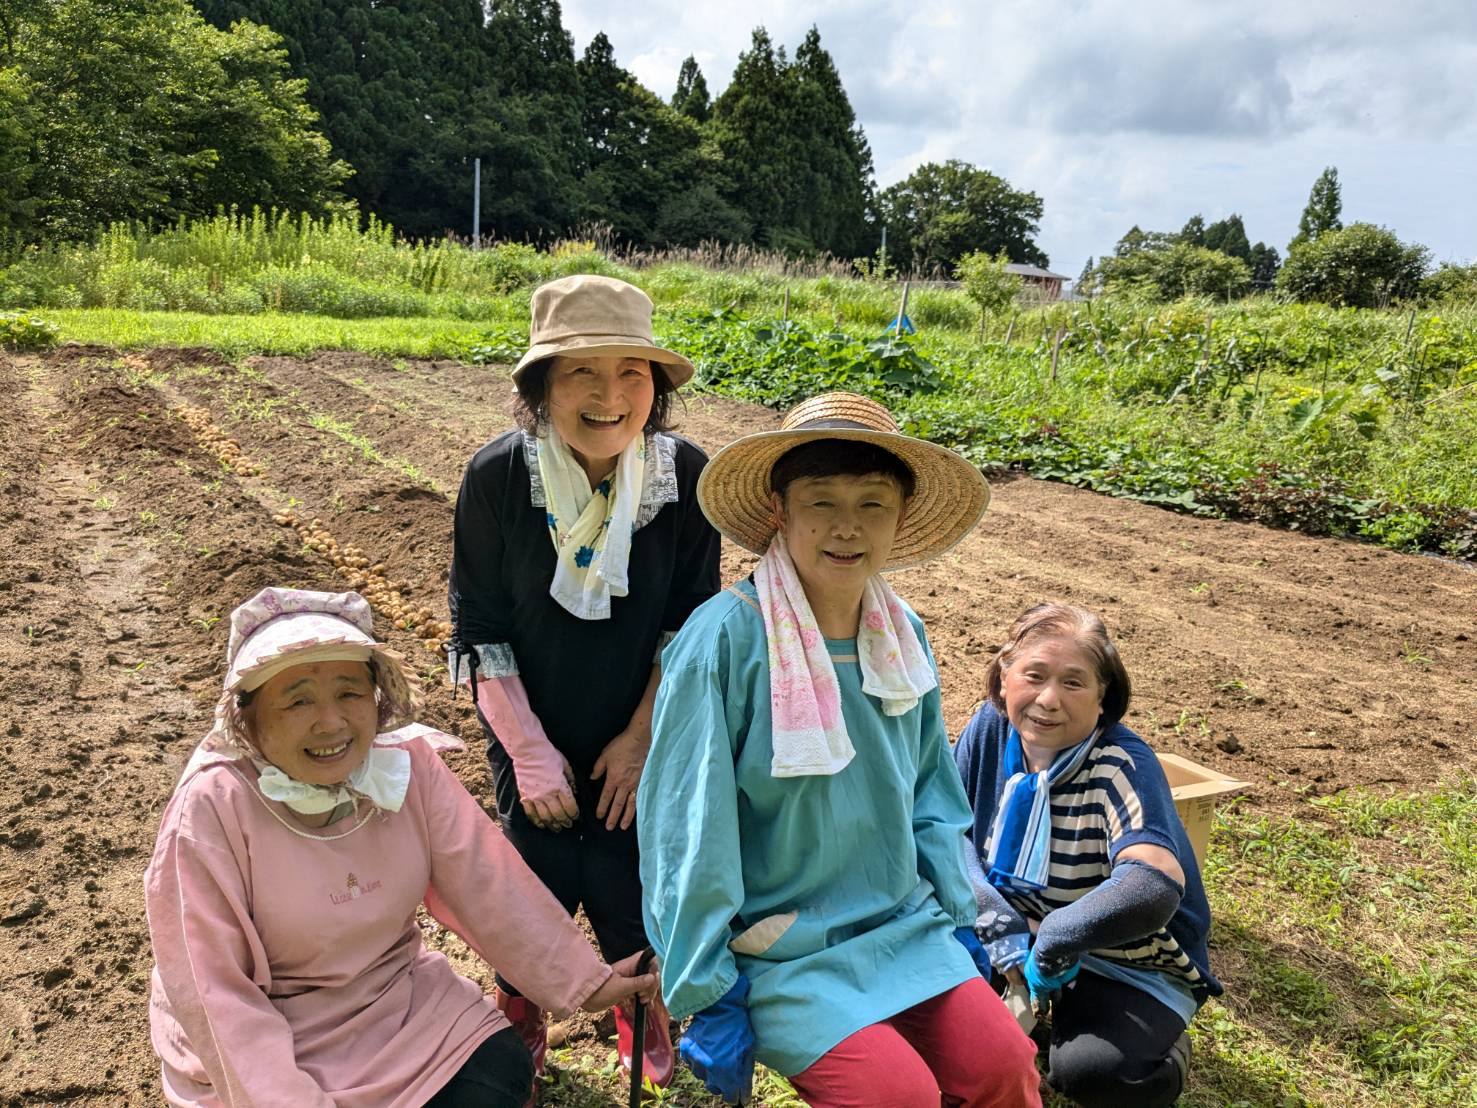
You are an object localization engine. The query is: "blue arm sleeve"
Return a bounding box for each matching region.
[638,640,746,1019]
[961,836,1031,970]
[1032,859,1184,975]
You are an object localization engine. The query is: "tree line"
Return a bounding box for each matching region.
[0,0,1049,272]
[1083,167,1468,308]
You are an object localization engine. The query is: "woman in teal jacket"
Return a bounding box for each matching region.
[639,394,1041,1107]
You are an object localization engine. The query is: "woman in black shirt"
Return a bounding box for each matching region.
[449,275,719,1097]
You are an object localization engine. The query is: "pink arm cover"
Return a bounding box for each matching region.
[473,673,571,800]
[146,827,334,1106]
[418,748,612,1014]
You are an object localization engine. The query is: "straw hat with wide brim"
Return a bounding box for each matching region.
[512,275,695,388]
[697,392,990,570]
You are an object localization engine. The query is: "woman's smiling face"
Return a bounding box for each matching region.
[1000,634,1106,758]
[545,354,654,470]
[772,473,906,604]
[246,660,378,786]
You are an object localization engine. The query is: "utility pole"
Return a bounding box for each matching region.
[472,158,481,249]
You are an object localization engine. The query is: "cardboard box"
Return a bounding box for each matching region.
[1156,752,1250,867]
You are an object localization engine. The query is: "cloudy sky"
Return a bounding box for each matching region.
[559,0,1477,278]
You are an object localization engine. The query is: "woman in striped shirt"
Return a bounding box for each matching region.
[954,603,1221,1107]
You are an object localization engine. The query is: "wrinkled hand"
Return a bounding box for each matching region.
[591,728,648,831]
[1023,950,1079,1014]
[521,752,578,832]
[680,976,755,1105]
[582,949,659,1012]
[953,926,992,978]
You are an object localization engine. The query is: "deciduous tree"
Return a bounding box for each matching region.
[10,0,345,239]
[877,160,1046,273]
[1278,223,1428,308]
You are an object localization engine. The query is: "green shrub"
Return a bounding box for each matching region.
[1098,243,1252,301]
[0,310,60,349]
[955,250,1022,319]
[1423,262,1477,306]
[1278,223,1430,308]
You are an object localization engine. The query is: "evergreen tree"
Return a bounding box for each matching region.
[1076,256,1096,296]
[1178,214,1206,247]
[709,27,872,256]
[1203,214,1251,262]
[710,28,802,249]
[193,0,588,239]
[1290,166,1342,251]
[575,32,707,245]
[671,56,710,123]
[477,0,586,239]
[789,26,872,257]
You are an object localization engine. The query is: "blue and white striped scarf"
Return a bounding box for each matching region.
[983,725,1101,892]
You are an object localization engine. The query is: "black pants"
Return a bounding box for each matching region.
[486,736,647,996]
[424,1028,533,1108]
[1046,971,1190,1108]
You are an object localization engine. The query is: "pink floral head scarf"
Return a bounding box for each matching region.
[197,587,421,762]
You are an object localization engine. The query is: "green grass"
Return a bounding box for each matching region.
[1183,780,1477,1106]
[40,307,498,359]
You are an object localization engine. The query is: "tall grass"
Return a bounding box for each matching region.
[0,209,630,317]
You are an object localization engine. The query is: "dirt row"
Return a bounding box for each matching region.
[1,346,1473,1105]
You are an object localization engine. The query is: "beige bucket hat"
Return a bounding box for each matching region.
[697,392,990,570]
[513,275,695,387]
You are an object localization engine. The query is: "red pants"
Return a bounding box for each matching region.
[787,978,1041,1108]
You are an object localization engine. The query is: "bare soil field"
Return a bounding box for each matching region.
[2,347,1473,1106]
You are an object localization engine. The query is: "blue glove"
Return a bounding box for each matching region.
[679,975,755,1105]
[953,926,991,978]
[1023,950,1079,1008]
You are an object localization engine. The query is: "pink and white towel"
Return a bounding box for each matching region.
[754,533,937,778]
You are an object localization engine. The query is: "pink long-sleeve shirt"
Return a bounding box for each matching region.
[144,730,611,1107]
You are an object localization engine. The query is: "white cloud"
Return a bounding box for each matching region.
[558,0,1477,269]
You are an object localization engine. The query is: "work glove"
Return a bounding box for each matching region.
[953,926,992,978]
[1023,949,1079,1012]
[679,975,755,1105]
[961,835,1031,972]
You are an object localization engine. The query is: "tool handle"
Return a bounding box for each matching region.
[627,947,657,1108]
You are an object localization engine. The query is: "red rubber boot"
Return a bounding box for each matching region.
[495,987,547,1107]
[614,991,675,1090]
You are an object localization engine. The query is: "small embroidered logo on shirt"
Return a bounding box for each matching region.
[330,871,382,905]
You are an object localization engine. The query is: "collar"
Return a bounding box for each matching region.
[522,430,679,529]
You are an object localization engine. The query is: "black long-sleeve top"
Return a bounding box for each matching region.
[449,429,721,774]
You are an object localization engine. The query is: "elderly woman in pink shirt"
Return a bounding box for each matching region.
[144,587,654,1108]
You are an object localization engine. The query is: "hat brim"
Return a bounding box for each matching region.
[226,637,421,740]
[697,427,990,570]
[513,337,695,388]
